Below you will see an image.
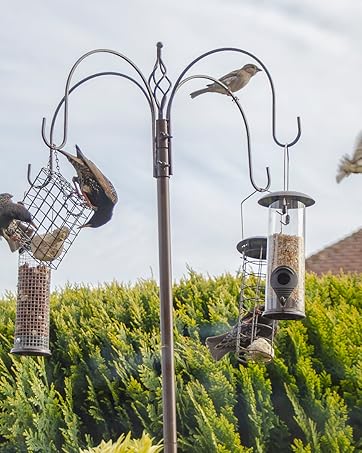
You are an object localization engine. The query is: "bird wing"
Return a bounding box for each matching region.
[205,69,240,88]
[351,133,362,162]
[0,203,32,224]
[218,70,243,89]
[75,145,118,204]
[219,69,240,83]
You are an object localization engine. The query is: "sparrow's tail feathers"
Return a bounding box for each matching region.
[190,88,210,99]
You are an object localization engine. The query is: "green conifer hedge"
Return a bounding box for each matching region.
[0,271,360,452]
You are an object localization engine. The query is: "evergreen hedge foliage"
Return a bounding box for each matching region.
[0,271,360,452]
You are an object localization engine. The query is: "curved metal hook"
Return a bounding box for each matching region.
[166,47,301,148]
[27,149,54,189]
[41,48,156,151]
[29,70,156,188]
[172,74,271,192]
[240,190,258,240]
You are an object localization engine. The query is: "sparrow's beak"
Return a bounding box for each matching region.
[256,67,262,72]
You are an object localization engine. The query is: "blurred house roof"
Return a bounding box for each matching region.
[306,228,362,275]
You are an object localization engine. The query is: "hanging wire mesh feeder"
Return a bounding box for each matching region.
[10,151,93,356]
[258,191,315,320]
[235,236,277,364]
[205,193,277,364]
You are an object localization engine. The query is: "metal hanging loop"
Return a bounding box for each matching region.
[28,70,156,188]
[166,46,302,192]
[27,149,54,189]
[174,75,271,192]
[41,48,156,151]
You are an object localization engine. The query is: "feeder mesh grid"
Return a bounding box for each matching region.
[236,241,275,362]
[15,166,92,269]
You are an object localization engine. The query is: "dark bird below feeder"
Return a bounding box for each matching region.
[56,145,118,228]
[0,193,36,251]
[206,305,277,362]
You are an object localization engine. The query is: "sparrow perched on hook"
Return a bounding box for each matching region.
[190,63,262,99]
[205,305,276,361]
[56,146,118,228]
[336,132,362,183]
[0,193,36,251]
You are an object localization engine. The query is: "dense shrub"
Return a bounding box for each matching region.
[0,271,360,452]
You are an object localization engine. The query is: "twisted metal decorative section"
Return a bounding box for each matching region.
[148,42,172,118]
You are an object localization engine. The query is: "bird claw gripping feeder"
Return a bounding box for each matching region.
[11,151,93,356]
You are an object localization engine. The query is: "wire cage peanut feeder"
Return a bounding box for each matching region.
[11,253,51,356]
[235,236,277,363]
[258,191,315,320]
[10,161,93,356]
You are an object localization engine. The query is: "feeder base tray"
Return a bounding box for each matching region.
[263,309,305,320]
[10,347,51,357]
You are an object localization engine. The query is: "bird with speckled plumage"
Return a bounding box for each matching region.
[56,145,118,228]
[206,305,277,361]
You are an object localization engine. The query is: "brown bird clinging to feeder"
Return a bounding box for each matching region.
[336,132,362,183]
[205,305,277,362]
[56,146,118,228]
[0,193,36,251]
[190,63,262,99]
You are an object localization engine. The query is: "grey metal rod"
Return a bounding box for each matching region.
[157,175,177,453]
[155,118,177,452]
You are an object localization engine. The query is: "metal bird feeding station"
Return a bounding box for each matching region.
[258,191,315,319]
[10,156,92,356]
[35,42,305,452]
[236,236,277,363]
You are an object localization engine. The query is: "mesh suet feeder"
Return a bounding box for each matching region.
[235,236,277,363]
[10,158,93,356]
[258,191,315,320]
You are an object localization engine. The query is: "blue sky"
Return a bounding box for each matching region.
[0,0,361,294]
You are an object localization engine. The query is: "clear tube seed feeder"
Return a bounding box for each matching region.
[258,191,315,319]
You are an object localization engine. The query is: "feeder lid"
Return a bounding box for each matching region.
[236,236,267,259]
[258,190,315,208]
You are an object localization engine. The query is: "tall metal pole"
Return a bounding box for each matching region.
[156,118,177,452]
